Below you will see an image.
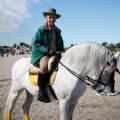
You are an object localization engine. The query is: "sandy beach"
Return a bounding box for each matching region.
[0,54,120,120]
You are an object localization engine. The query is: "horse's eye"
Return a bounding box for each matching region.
[104,70,108,74]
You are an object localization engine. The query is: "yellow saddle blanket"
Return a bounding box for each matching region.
[28,71,57,86]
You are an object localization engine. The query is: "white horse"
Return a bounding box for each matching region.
[3,42,118,120]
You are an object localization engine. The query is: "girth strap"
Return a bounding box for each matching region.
[48,85,58,100]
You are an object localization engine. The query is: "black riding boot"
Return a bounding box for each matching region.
[37,72,51,103]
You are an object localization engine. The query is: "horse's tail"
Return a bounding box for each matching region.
[3,88,12,120]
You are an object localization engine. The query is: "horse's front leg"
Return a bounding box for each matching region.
[59,98,70,120]
[22,90,34,120]
[68,99,79,120]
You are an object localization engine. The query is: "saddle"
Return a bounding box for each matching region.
[28,71,57,86]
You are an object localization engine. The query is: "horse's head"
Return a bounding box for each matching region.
[95,56,118,93]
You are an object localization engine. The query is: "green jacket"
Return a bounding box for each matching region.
[31,23,64,65]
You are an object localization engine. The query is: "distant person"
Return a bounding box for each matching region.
[6,52,8,57]
[1,52,4,57]
[31,8,64,102]
[107,68,120,96]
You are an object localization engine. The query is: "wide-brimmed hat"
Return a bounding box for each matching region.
[43,8,61,19]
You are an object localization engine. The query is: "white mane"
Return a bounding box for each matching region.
[60,42,111,75]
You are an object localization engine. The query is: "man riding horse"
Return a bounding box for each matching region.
[30,8,64,103]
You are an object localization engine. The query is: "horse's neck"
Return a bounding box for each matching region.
[61,42,112,79]
[60,54,93,77]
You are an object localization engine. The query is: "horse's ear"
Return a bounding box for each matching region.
[115,52,120,62]
[115,52,120,57]
[106,57,117,73]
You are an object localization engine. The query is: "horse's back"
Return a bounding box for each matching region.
[12,57,31,81]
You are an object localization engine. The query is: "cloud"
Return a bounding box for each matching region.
[0,0,32,33]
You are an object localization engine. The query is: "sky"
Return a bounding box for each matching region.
[0,0,120,47]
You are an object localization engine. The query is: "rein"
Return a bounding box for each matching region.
[55,56,97,87]
[54,53,111,89]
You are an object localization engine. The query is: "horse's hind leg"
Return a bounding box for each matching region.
[22,90,34,120]
[3,84,24,120]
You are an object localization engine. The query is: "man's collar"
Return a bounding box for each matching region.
[43,22,59,32]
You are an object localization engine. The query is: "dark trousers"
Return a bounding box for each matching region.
[108,72,115,93]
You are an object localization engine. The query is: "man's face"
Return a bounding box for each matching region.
[46,14,57,26]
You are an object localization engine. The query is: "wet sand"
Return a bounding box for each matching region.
[0,54,120,120]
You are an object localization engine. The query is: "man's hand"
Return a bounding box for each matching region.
[47,49,56,58]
